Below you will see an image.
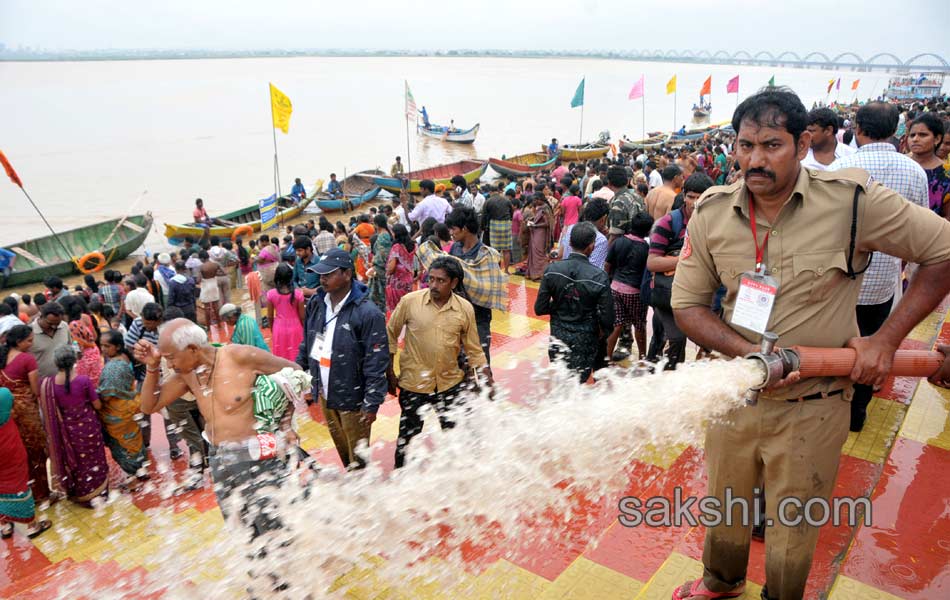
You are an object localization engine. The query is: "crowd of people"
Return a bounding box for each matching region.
[1,87,949,600]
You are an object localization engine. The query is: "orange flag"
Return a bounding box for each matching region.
[700,76,712,97]
[0,150,23,188]
[851,79,860,91]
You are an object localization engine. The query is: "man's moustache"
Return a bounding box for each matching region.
[746,168,776,180]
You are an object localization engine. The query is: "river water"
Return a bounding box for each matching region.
[0,56,890,245]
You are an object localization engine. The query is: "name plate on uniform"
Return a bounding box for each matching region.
[731,272,777,334]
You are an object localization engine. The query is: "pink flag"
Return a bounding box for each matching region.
[726,75,739,94]
[628,75,645,100]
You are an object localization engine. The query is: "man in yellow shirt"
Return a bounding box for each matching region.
[386,256,492,468]
[390,156,405,177]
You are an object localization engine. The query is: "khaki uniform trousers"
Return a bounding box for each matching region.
[319,395,372,470]
[702,392,850,600]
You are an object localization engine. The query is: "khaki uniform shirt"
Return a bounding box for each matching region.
[386,288,486,394]
[672,166,950,400]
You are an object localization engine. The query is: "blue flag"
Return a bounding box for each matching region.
[915,74,927,85]
[571,78,585,108]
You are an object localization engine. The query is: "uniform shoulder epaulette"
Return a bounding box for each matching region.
[810,167,872,190]
[695,180,741,211]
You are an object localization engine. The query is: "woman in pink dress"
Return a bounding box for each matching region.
[386,224,416,312]
[265,263,305,361]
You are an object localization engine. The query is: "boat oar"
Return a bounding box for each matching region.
[0,149,76,261]
[98,190,149,250]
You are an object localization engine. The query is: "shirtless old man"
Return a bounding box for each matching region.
[134,318,301,540]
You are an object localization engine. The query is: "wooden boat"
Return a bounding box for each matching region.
[541,143,610,161]
[418,123,480,144]
[669,125,720,142]
[619,135,669,152]
[2,214,153,288]
[488,152,557,177]
[372,160,488,194]
[314,171,383,212]
[163,196,313,243]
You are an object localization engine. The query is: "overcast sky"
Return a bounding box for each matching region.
[1,0,947,61]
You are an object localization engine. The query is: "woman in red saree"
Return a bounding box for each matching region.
[0,387,52,540]
[0,325,50,502]
[385,224,417,312]
[525,192,554,281]
[40,347,108,506]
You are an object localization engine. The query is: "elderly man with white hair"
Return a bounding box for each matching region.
[134,318,302,555]
[153,253,174,296]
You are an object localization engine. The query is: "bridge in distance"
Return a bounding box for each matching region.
[441,49,950,74]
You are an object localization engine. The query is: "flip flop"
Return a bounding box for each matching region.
[26,519,52,539]
[672,578,745,599]
[1,524,13,539]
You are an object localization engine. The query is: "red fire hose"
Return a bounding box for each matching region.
[790,347,944,379]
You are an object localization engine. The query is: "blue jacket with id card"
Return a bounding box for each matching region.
[295,280,389,413]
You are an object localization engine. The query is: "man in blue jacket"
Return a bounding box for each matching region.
[295,248,389,470]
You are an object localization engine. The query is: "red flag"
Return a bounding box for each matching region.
[0,150,23,188]
[851,79,860,91]
[700,76,711,97]
[726,75,739,94]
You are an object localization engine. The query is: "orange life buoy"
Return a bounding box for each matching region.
[76,251,107,274]
[231,224,254,241]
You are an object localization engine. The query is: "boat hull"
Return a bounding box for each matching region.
[619,136,668,152]
[488,152,557,177]
[541,144,610,161]
[3,214,153,288]
[315,187,381,212]
[418,123,480,144]
[163,197,313,243]
[373,160,488,194]
[314,171,383,212]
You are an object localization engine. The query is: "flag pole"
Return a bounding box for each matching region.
[268,85,283,228]
[641,95,646,141]
[404,80,413,175]
[579,75,585,145]
[673,87,677,132]
[405,112,412,175]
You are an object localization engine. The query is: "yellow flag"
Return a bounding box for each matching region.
[666,75,677,95]
[270,83,293,134]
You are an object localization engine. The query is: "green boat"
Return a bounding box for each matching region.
[2,213,153,288]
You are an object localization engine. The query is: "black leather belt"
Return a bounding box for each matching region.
[786,389,844,403]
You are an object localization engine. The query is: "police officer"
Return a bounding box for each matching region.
[670,88,950,600]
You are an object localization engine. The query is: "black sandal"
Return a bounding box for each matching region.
[1,523,13,539]
[26,519,52,539]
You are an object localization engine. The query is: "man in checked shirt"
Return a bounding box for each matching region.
[828,101,930,431]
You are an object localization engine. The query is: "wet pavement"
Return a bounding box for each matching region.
[2,276,949,598]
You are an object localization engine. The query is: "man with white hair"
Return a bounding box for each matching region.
[134,319,302,543]
[154,253,174,296]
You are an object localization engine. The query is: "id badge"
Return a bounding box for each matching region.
[309,332,325,362]
[731,268,778,335]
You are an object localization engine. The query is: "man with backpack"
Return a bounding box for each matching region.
[645,172,714,369]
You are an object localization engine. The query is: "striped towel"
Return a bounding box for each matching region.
[253,367,313,433]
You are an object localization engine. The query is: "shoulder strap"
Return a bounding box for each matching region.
[846,185,872,279]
